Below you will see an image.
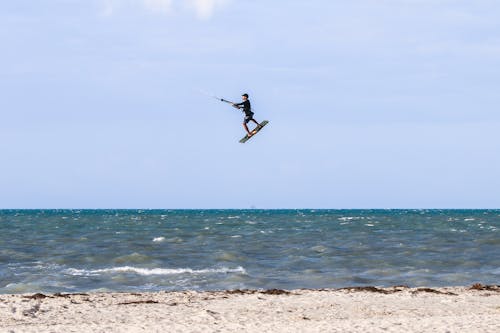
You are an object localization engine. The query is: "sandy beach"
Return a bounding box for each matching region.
[1,285,499,332]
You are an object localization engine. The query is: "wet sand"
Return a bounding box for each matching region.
[1,285,500,332]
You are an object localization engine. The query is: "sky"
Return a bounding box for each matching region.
[1,0,499,209]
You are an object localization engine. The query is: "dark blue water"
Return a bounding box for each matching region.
[0,210,499,294]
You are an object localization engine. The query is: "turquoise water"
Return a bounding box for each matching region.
[0,210,499,294]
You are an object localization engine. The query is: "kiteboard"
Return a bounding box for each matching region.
[239,120,269,143]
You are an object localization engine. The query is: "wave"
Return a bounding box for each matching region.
[65,266,246,276]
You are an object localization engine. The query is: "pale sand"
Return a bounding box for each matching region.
[1,286,500,332]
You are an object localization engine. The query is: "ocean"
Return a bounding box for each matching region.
[0,209,499,294]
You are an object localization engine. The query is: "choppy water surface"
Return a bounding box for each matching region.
[0,210,499,293]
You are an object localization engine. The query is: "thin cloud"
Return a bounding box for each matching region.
[186,0,230,20]
[99,0,229,19]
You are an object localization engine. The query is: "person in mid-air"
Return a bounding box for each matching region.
[232,93,261,136]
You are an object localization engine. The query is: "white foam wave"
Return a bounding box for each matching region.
[338,216,364,221]
[153,237,165,242]
[491,267,500,275]
[65,266,246,276]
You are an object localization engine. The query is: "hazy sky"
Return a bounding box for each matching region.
[1,0,499,208]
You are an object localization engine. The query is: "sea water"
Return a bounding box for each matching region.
[0,210,499,294]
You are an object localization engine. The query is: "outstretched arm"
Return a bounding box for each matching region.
[232,102,244,109]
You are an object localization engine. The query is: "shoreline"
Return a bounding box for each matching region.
[1,285,499,332]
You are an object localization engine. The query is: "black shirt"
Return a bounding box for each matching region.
[235,100,253,116]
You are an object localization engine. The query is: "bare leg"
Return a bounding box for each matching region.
[251,119,260,127]
[243,123,252,136]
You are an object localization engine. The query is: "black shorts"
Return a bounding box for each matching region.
[244,113,254,124]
